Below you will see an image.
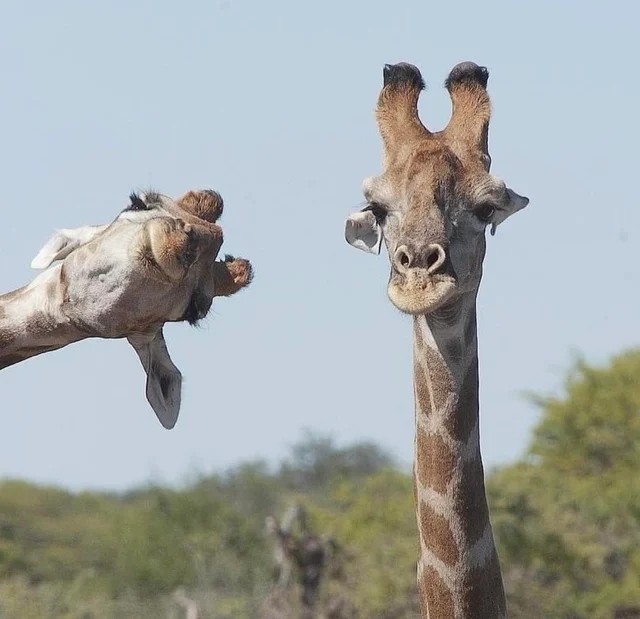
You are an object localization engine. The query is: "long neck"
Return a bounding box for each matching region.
[0,267,85,370]
[412,294,506,619]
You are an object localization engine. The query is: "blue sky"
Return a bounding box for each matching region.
[0,1,638,490]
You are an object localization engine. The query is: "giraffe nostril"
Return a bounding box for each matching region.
[425,244,446,274]
[393,246,413,273]
[426,251,439,270]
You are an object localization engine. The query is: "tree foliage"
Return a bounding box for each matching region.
[1,351,640,617]
[490,349,640,619]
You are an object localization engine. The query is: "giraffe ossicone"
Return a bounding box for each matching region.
[0,189,252,429]
[345,61,530,618]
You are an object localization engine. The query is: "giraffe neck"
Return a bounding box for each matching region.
[0,266,84,370]
[412,295,506,619]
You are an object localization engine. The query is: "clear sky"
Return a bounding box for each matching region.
[1,1,638,491]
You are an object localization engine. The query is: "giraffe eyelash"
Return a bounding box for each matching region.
[365,202,388,224]
[127,192,149,212]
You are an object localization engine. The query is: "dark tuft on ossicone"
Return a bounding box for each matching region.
[383,62,425,91]
[128,192,148,211]
[445,62,489,90]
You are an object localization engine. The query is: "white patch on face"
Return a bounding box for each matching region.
[345,210,383,254]
[362,175,396,207]
[30,225,109,269]
[117,208,169,224]
[362,176,376,196]
[117,192,176,224]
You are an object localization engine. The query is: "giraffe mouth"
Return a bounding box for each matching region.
[387,271,457,315]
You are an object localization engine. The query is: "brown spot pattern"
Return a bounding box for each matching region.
[413,318,424,348]
[419,500,458,566]
[419,566,455,619]
[424,346,454,411]
[461,549,506,619]
[416,431,455,494]
[31,310,56,337]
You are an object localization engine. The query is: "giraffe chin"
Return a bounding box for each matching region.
[387,274,457,315]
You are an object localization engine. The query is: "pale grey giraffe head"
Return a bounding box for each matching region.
[345,62,529,315]
[2,189,252,428]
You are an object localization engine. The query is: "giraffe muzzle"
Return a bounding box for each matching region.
[387,251,457,315]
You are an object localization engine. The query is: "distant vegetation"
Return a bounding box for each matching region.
[1,351,640,618]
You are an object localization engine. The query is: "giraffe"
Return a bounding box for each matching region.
[264,504,338,619]
[345,62,529,618]
[0,189,252,429]
[266,504,328,605]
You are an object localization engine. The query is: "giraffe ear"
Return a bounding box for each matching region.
[490,188,530,236]
[30,225,108,269]
[345,210,383,254]
[128,330,182,429]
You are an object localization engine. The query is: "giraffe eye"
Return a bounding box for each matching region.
[366,202,388,225]
[474,203,495,223]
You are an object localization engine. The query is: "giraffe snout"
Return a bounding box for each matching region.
[392,244,446,275]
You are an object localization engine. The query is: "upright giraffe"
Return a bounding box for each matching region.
[345,62,529,617]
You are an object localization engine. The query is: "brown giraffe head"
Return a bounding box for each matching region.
[345,62,529,314]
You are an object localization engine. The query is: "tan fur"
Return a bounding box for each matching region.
[376,81,429,168]
[145,218,195,281]
[420,566,456,618]
[176,190,224,224]
[413,324,504,618]
[211,257,254,297]
[419,500,459,566]
[445,81,491,167]
[416,431,454,495]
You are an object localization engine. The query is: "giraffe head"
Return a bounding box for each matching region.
[27,188,252,427]
[345,62,529,314]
